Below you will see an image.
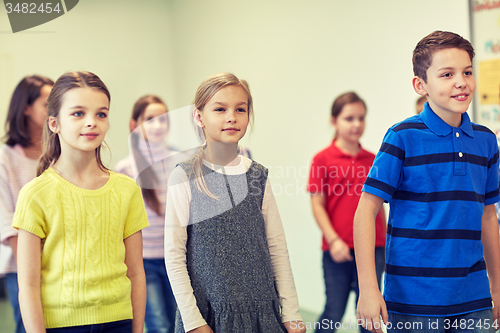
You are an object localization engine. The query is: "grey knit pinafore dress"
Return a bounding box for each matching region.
[175,159,287,333]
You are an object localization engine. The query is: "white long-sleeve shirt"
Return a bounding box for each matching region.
[164,155,302,332]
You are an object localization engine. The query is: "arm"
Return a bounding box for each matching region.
[165,167,209,332]
[481,204,500,324]
[262,178,305,333]
[124,231,147,333]
[311,193,353,263]
[353,192,387,333]
[8,235,18,260]
[17,229,45,333]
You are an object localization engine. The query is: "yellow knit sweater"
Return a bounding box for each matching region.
[13,167,149,328]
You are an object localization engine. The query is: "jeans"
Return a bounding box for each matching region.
[5,273,26,333]
[387,309,496,332]
[144,259,177,333]
[315,247,385,333]
[46,320,132,333]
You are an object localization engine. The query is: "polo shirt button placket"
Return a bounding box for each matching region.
[453,129,466,175]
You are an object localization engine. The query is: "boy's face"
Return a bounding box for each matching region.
[413,48,475,126]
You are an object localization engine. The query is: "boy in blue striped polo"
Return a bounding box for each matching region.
[353,31,500,333]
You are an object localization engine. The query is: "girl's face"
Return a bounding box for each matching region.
[49,87,109,154]
[131,103,168,144]
[197,85,249,144]
[25,84,52,129]
[332,101,366,144]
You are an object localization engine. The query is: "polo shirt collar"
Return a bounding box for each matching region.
[330,139,368,158]
[420,102,474,138]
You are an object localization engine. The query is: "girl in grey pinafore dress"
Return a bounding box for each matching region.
[174,158,288,333]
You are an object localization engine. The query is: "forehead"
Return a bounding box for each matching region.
[340,101,366,115]
[429,48,472,69]
[142,103,167,117]
[208,85,248,104]
[61,87,109,108]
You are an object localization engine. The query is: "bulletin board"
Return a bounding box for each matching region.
[470,0,500,131]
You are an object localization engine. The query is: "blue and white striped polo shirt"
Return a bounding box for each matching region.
[363,103,500,317]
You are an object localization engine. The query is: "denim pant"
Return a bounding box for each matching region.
[387,309,496,332]
[315,247,385,333]
[5,273,26,333]
[46,320,132,333]
[144,259,177,333]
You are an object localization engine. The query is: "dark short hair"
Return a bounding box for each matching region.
[4,75,54,147]
[413,31,474,82]
[331,91,366,118]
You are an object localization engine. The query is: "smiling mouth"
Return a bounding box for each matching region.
[452,94,468,99]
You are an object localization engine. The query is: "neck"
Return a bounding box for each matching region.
[203,142,239,166]
[53,149,105,179]
[335,138,360,156]
[22,126,44,159]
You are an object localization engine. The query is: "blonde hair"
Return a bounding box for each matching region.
[191,73,253,198]
[37,71,110,176]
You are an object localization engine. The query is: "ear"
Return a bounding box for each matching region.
[48,116,59,133]
[24,105,32,116]
[129,119,137,132]
[330,115,337,127]
[412,76,428,96]
[193,108,204,128]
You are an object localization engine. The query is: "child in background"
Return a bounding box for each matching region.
[164,72,305,333]
[415,96,427,114]
[14,71,149,333]
[116,95,177,333]
[355,31,500,333]
[0,75,53,333]
[308,92,386,333]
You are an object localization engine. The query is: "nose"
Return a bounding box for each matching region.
[85,115,96,128]
[226,109,236,123]
[455,75,466,89]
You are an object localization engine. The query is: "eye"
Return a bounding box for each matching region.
[237,108,247,113]
[345,116,354,122]
[72,111,84,117]
[214,108,225,112]
[97,112,107,118]
[441,73,451,78]
[464,71,473,76]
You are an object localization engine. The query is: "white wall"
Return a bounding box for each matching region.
[0,0,470,315]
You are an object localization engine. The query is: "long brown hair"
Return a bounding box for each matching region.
[4,75,54,147]
[130,95,168,215]
[191,73,253,198]
[37,71,110,176]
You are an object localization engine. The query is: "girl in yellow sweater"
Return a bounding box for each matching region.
[13,71,149,333]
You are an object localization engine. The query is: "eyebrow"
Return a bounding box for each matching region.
[213,102,248,106]
[69,106,109,110]
[438,65,473,71]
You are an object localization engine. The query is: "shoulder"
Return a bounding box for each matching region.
[110,171,140,189]
[18,170,57,203]
[389,114,427,133]
[471,122,496,137]
[114,156,132,174]
[0,144,21,165]
[246,157,269,177]
[312,143,335,161]
[168,165,189,187]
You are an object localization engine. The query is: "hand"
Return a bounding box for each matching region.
[356,289,388,333]
[284,320,307,333]
[491,289,500,330]
[329,238,353,263]
[187,324,213,333]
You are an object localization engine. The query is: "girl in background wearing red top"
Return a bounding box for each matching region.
[307,92,386,333]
